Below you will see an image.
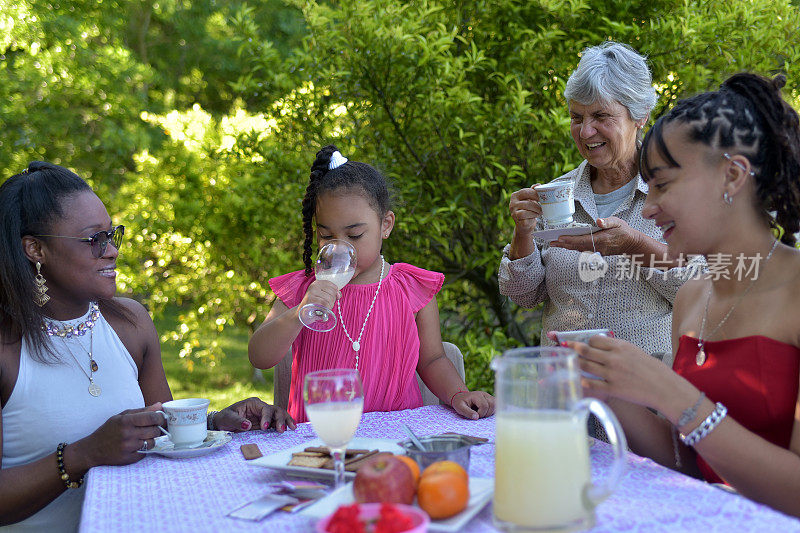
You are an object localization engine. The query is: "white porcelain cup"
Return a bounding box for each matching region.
[534,182,575,226]
[158,398,210,448]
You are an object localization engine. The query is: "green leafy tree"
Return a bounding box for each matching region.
[0,0,156,194]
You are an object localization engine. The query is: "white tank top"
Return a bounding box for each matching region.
[1,305,145,532]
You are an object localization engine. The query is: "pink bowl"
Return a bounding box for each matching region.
[316,502,429,533]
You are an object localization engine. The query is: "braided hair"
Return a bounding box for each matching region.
[301,145,392,275]
[641,73,800,245]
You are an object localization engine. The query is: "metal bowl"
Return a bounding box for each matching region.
[398,435,472,471]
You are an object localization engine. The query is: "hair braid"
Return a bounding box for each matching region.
[301,145,338,275]
[723,74,800,245]
[642,73,800,245]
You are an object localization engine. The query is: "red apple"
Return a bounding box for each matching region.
[353,454,416,505]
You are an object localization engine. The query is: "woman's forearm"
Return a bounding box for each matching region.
[0,442,92,525]
[605,397,700,477]
[509,226,537,260]
[661,395,800,517]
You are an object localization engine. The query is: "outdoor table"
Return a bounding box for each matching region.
[80,405,800,532]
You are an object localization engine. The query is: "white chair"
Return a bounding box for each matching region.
[416,342,466,406]
[272,341,466,409]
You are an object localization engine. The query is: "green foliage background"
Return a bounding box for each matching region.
[2,0,799,394]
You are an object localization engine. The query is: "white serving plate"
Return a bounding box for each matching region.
[249,437,404,481]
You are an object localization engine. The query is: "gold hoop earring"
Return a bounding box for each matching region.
[33,261,50,307]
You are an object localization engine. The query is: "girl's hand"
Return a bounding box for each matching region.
[509,187,543,234]
[451,391,496,420]
[567,336,675,411]
[80,403,166,467]
[298,280,340,314]
[215,397,297,433]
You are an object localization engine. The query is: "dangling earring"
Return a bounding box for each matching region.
[33,261,50,307]
[723,191,733,206]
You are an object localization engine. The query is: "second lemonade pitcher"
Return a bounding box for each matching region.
[492,347,627,532]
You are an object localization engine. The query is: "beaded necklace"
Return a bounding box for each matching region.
[336,256,385,370]
[43,301,101,338]
[43,302,102,396]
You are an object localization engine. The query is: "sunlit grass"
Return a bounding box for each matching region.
[154,307,275,411]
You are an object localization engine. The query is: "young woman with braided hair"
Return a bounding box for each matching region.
[249,145,494,423]
[564,73,800,516]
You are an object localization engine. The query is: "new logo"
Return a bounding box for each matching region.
[578,252,608,282]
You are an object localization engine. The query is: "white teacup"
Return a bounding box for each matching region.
[158,398,210,448]
[534,182,575,226]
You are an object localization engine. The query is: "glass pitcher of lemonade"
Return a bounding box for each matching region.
[492,347,627,532]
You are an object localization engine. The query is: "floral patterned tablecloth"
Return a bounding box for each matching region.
[80,405,800,532]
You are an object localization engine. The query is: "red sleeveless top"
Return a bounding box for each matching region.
[673,335,800,484]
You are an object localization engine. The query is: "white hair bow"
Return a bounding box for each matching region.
[328,151,348,170]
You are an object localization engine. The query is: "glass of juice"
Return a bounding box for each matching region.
[304,368,364,488]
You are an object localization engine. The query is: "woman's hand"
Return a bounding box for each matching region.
[451,391,496,420]
[297,280,340,315]
[509,187,543,234]
[215,397,297,433]
[79,404,167,467]
[567,336,676,411]
[551,217,643,256]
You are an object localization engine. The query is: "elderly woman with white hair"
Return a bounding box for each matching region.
[499,41,700,361]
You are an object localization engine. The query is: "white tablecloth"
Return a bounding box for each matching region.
[80,405,800,532]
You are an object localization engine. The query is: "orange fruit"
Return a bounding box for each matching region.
[421,460,468,482]
[417,471,470,519]
[395,455,421,486]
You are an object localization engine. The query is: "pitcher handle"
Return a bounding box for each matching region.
[574,398,627,506]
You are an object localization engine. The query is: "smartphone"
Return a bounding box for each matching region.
[552,329,614,380]
[552,328,614,346]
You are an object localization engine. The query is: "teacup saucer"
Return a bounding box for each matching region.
[138,430,232,458]
[533,223,599,242]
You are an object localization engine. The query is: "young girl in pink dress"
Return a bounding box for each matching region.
[249,145,495,423]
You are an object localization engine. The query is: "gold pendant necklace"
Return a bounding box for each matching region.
[696,239,778,366]
[60,323,101,396]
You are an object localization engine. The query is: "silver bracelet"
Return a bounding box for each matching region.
[207,410,218,430]
[680,402,727,447]
[677,392,706,428]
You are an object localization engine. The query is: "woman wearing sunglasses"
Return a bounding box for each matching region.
[0,162,296,531]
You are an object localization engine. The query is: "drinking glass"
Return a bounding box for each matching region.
[298,239,357,332]
[304,368,364,488]
[492,346,627,532]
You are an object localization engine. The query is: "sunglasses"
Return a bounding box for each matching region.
[34,225,125,258]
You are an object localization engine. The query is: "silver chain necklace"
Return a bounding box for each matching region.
[60,328,101,396]
[336,255,385,370]
[696,239,779,366]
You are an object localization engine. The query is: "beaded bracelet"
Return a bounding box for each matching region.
[449,390,468,407]
[207,410,218,430]
[680,402,728,447]
[56,443,84,489]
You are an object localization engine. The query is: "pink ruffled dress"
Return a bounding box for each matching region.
[269,262,445,423]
